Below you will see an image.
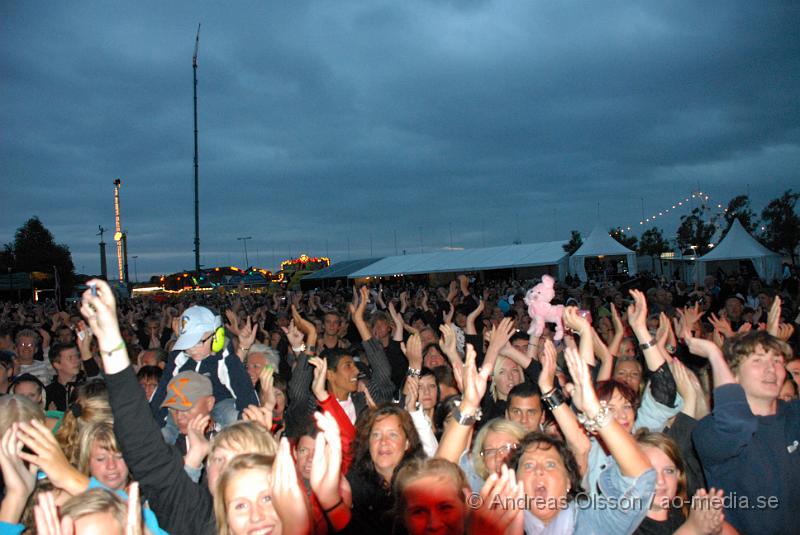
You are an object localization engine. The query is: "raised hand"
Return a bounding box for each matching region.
[237,317,257,352]
[224,309,241,335]
[34,491,72,535]
[469,464,525,535]
[438,323,459,359]
[17,420,88,496]
[766,296,781,336]
[562,306,590,335]
[537,338,558,393]
[184,414,211,469]
[258,365,277,410]
[443,302,455,324]
[708,313,734,338]
[610,303,624,332]
[0,425,38,524]
[684,488,725,535]
[626,289,649,337]
[670,359,697,418]
[465,299,485,335]
[271,438,311,533]
[281,320,305,350]
[403,376,419,412]
[79,279,122,352]
[309,357,329,402]
[401,333,424,370]
[126,482,143,535]
[562,346,601,419]
[310,412,351,531]
[461,343,491,413]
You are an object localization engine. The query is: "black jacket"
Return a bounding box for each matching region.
[285,337,395,438]
[105,365,216,535]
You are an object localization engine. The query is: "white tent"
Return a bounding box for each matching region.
[696,219,782,282]
[348,241,570,280]
[569,226,638,281]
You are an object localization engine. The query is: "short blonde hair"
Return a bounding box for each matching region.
[393,457,468,519]
[214,453,275,535]
[0,394,45,438]
[76,421,123,476]
[210,421,277,457]
[471,418,526,480]
[61,488,127,530]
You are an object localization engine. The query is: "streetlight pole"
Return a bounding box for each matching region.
[237,237,252,268]
[132,256,139,283]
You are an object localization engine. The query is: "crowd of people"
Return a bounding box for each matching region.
[0,269,798,535]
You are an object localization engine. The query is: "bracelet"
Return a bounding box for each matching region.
[292,343,306,353]
[240,346,250,352]
[406,367,421,378]
[576,406,612,435]
[100,340,126,358]
[665,343,676,354]
[541,387,566,411]
[322,497,344,514]
[639,338,657,351]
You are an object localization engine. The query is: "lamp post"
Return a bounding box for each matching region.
[237,237,252,268]
[132,256,139,283]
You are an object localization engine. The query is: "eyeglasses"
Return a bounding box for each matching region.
[18,342,35,348]
[480,443,518,458]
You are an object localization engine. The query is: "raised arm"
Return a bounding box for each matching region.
[465,299,485,336]
[592,328,615,382]
[564,346,651,478]
[562,307,595,366]
[627,290,666,372]
[349,286,372,342]
[538,339,590,475]
[678,315,735,388]
[79,279,216,534]
[435,344,490,463]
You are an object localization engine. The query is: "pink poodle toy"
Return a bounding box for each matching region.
[524,275,565,340]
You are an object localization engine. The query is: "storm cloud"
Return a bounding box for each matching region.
[2,1,798,278]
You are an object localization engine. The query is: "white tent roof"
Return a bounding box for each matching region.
[348,241,569,279]
[699,219,780,261]
[569,226,638,281]
[696,219,782,282]
[572,226,636,257]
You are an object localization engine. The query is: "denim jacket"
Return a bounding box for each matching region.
[585,385,682,494]
[524,460,656,535]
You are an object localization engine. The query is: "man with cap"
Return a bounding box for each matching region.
[150,306,258,438]
[161,371,216,454]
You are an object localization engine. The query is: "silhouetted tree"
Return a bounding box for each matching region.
[609,227,638,250]
[761,190,800,264]
[563,230,583,255]
[676,208,716,256]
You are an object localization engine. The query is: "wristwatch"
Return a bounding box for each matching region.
[406,367,421,378]
[638,338,657,351]
[452,405,483,426]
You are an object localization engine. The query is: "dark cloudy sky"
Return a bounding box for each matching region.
[2,1,798,279]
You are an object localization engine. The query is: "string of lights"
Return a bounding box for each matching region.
[612,190,730,237]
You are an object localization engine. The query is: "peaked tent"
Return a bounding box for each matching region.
[569,226,638,281]
[696,219,782,282]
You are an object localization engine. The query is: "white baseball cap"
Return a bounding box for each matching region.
[173,306,222,350]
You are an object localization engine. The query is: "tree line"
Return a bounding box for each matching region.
[562,189,800,265]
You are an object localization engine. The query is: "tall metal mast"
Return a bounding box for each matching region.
[113,179,127,284]
[193,23,201,276]
[97,226,108,280]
